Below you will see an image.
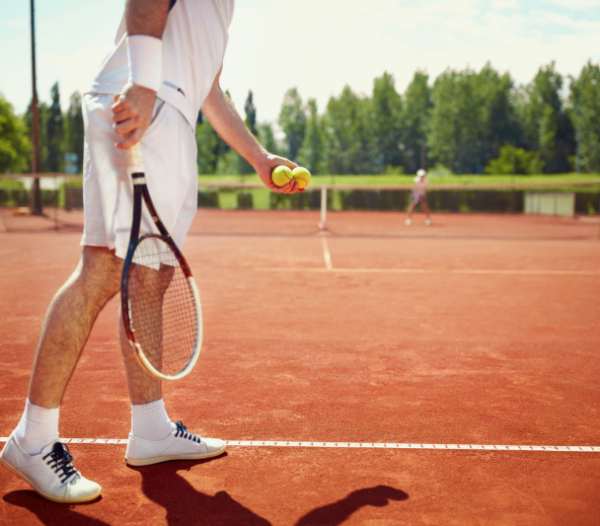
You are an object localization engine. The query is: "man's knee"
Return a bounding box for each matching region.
[75,247,123,302]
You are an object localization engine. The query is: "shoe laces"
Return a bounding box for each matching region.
[42,442,79,484]
[174,421,202,444]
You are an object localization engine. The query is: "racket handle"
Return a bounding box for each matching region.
[126,142,145,175]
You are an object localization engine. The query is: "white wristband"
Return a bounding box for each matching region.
[126,35,163,92]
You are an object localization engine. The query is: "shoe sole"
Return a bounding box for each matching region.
[126,444,227,467]
[0,454,101,504]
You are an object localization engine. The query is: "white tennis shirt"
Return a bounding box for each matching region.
[88,0,235,131]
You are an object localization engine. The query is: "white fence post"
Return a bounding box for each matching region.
[319,186,327,230]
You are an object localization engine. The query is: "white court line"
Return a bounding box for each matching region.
[321,237,333,270]
[256,268,600,276]
[1,437,598,452]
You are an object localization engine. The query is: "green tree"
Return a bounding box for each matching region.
[64,91,84,173]
[428,68,482,173]
[0,96,31,173]
[427,63,518,174]
[196,93,235,175]
[521,62,574,173]
[324,85,376,174]
[401,71,431,174]
[47,82,64,172]
[258,123,279,156]
[220,91,233,155]
[244,90,258,136]
[196,118,219,174]
[484,144,544,175]
[25,98,49,172]
[479,64,523,166]
[370,72,403,172]
[240,90,258,174]
[297,99,327,174]
[211,91,241,175]
[215,149,242,175]
[569,61,600,173]
[278,87,306,161]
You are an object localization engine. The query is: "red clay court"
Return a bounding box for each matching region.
[1,209,599,525]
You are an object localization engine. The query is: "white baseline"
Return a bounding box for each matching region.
[257,268,600,276]
[0,438,597,452]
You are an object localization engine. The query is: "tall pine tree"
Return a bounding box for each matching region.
[297,99,326,174]
[428,64,519,174]
[324,86,376,174]
[47,82,64,172]
[278,87,306,161]
[25,99,49,172]
[258,123,279,156]
[370,72,403,172]
[65,91,84,173]
[569,61,600,173]
[244,90,258,136]
[522,62,574,173]
[401,71,431,174]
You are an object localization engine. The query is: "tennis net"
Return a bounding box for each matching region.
[2,174,599,239]
[0,174,84,233]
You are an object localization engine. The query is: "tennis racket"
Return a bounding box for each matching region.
[121,142,202,381]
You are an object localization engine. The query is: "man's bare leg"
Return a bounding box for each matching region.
[2,247,119,503]
[119,314,162,405]
[121,302,226,463]
[28,247,122,408]
[26,241,164,435]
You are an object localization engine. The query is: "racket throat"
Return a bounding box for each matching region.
[132,173,146,185]
[126,184,144,252]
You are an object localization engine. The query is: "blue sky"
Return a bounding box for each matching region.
[2,0,599,122]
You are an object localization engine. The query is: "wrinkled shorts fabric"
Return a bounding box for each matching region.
[81,93,198,259]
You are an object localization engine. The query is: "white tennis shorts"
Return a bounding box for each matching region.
[81,93,198,259]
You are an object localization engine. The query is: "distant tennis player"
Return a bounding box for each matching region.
[405,169,432,226]
[1,0,300,503]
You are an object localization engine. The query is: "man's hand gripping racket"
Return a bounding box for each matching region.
[121,143,202,380]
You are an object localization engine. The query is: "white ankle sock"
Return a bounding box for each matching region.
[130,399,173,440]
[14,399,60,455]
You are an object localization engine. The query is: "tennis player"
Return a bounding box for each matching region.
[1,0,300,503]
[405,169,432,226]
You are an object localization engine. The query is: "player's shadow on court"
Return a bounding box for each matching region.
[130,455,272,526]
[4,490,106,525]
[296,485,409,525]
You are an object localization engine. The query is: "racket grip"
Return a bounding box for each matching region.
[126,142,145,175]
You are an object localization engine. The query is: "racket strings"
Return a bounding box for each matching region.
[128,236,198,376]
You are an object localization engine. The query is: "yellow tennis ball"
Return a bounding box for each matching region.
[271,166,293,187]
[292,167,311,189]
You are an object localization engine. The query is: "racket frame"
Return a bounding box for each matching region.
[121,145,202,381]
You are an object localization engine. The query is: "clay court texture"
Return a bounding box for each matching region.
[1,209,599,525]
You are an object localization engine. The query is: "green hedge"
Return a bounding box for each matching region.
[196,187,599,214]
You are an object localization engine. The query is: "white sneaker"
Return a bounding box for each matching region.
[405,218,412,226]
[0,433,101,503]
[425,219,432,226]
[126,421,227,467]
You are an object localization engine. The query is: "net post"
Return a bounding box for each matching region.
[319,186,327,230]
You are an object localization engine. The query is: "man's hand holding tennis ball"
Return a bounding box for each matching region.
[272,166,311,191]
[253,152,310,194]
[251,152,299,194]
